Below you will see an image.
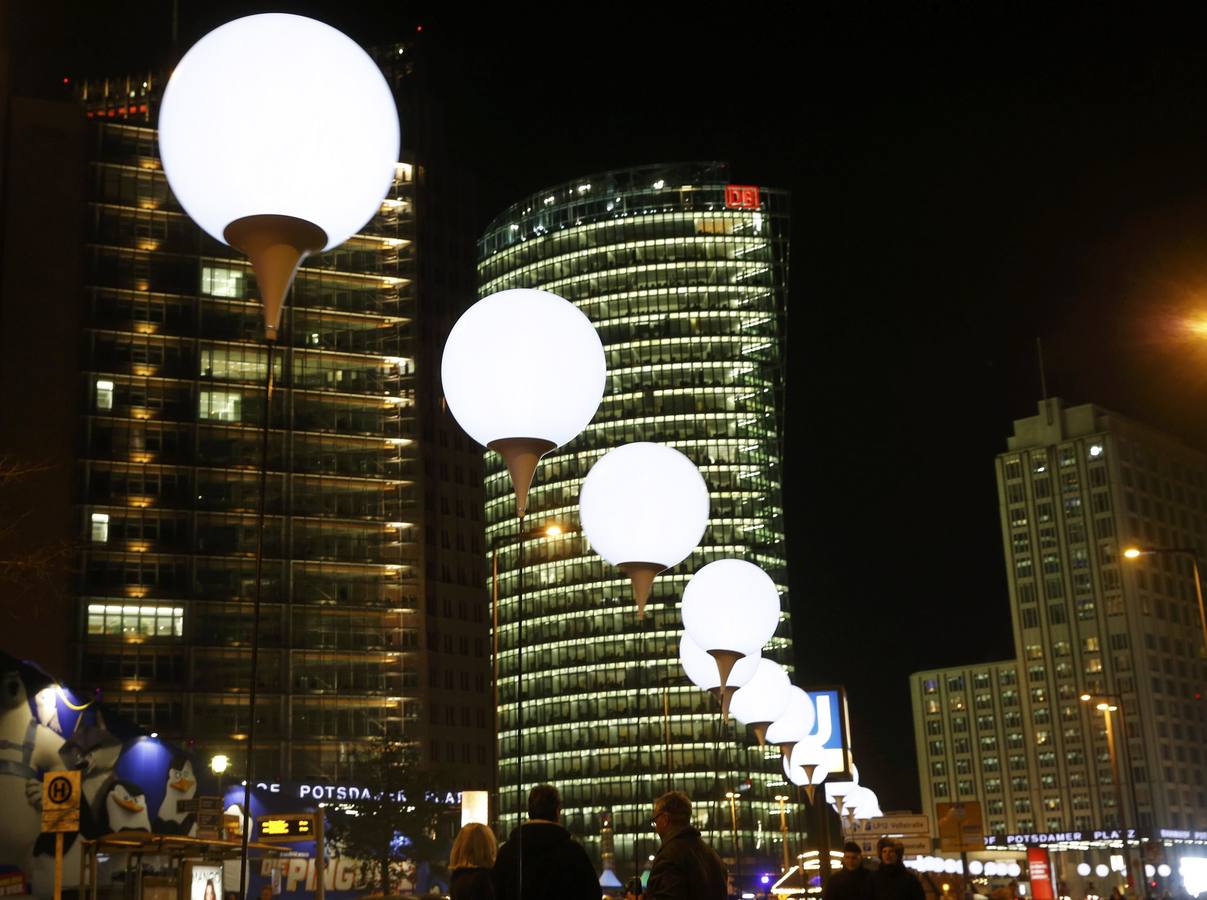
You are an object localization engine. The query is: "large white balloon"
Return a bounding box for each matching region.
[728,660,791,726]
[765,687,817,747]
[580,443,709,569]
[442,289,606,449]
[679,633,759,691]
[158,14,399,250]
[681,559,781,660]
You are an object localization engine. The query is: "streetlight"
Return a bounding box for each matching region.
[1122,545,1207,652]
[578,442,710,617]
[775,794,791,873]
[210,754,230,775]
[158,15,400,900]
[726,790,743,890]
[1080,691,1141,894]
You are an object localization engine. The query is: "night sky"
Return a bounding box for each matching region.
[26,2,1207,812]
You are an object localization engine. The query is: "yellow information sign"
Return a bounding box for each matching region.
[257,814,315,843]
[41,771,81,834]
[937,801,984,853]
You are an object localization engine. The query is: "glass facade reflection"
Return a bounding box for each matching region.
[477,162,797,874]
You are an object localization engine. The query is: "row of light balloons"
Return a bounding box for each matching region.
[441,288,883,825]
[155,7,879,836]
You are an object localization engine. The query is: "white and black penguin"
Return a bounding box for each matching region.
[153,754,197,835]
[101,779,152,832]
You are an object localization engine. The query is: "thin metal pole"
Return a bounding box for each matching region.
[515,511,525,899]
[1190,555,1207,655]
[240,338,275,900]
[491,543,499,825]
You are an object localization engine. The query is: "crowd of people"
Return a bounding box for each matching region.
[446,784,728,900]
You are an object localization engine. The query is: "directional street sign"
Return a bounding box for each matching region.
[846,814,931,836]
[41,771,81,833]
[849,835,932,857]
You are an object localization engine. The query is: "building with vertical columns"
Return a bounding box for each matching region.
[476,162,795,878]
[911,399,1207,866]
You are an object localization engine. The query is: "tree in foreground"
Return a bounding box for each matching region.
[324,737,456,895]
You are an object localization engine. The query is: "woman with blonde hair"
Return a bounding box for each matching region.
[449,822,497,900]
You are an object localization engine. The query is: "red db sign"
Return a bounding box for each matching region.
[725,184,761,209]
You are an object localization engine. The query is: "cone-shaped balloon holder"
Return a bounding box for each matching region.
[488,437,557,519]
[224,214,327,340]
[619,561,664,618]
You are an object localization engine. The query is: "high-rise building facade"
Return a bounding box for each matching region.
[911,399,1207,860]
[0,39,492,787]
[476,162,795,874]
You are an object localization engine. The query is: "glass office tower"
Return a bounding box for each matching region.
[477,162,795,875]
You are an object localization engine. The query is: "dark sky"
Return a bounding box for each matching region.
[29,2,1207,811]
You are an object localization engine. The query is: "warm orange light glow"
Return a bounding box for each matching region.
[1188,316,1207,338]
[1080,693,1093,702]
[1123,547,1143,559]
[544,524,562,537]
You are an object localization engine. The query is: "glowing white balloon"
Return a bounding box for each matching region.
[681,559,781,690]
[787,739,830,801]
[159,14,401,340]
[765,687,817,751]
[580,443,709,615]
[679,633,759,691]
[441,289,606,515]
[728,660,791,733]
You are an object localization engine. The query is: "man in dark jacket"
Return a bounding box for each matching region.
[824,841,872,900]
[627,791,727,900]
[869,838,924,900]
[492,784,598,900]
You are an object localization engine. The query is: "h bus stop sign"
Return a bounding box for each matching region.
[42,771,81,833]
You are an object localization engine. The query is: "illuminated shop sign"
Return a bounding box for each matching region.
[1159,828,1207,841]
[258,814,315,842]
[984,828,1138,848]
[252,781,461,804]
[724,184,761,210]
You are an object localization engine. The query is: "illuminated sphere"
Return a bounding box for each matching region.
[1076,864,1091,877]
[681,559,781,657]
[679,633,759,691]
[441,289,606,448]
[158,14,399,249]
[782,738,830,781]
[765,686,817,746]
[728,659,791,725]
[1095,865,1109,878]
[580,443,709,568]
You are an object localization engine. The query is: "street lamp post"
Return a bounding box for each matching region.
[775,794,791,873]
[1123,546,1207,652]
[1081,692,1141,894]
[726,790,743,890]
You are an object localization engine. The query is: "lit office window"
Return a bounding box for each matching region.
[96,380,114,411]
[201,265,244,297]
[90,512,110,543]
[199,390,242,422]
[86,603,183,637]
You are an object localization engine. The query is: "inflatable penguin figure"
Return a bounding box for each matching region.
[101,780,152,833]
[154,754,197,835]
[58,718,123,839]
[0,670,65,878]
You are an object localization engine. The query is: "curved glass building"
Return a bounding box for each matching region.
[477,162,797,880]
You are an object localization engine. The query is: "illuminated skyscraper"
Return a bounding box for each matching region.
[477,162,796,877]
[0,39,492,788]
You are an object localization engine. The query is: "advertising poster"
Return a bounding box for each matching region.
[1027,847,1055,900]
[191,865,223,900]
